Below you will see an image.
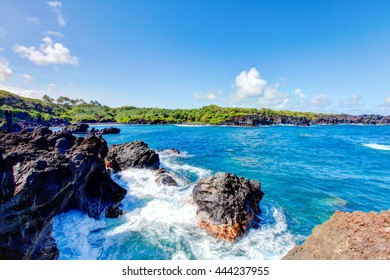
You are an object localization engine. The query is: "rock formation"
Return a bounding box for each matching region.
[221,114,311,126]
[62,123,89,134]
[155,168,178,186]
[92,127,121,135]
[106,141,178,187]
[283,210,390,260]
[0,127,126,259]
[312,114,390,125]
[18,118,70,131]
[192,172,264,241]
[106,140,160,172]
[220,113,390,126]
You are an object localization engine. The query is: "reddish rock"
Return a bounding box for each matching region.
[192,172,264,242]
[283,210,390,260]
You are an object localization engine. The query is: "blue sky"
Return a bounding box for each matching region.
[1,0,390,114]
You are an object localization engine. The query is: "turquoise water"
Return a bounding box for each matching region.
[53,124,390,259]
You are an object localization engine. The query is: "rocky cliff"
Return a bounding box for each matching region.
[218,114,310,126]
[283,210,390,260]
[220,113,390,127]
[0,127,127,259]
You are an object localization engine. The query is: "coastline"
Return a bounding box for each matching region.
[2,123,388,257]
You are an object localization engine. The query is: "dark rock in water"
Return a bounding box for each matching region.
[106,140,160,172]
[0,110,22,133]
[192,172,264,241]
[283,210,390,260]
[62,123,89,134]
[97,127,121,135]
[0,128,126,259]
[155,168,177,186]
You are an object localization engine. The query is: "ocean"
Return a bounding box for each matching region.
[52,124,390,260]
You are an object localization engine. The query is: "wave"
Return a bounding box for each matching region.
[363,143,390,151]
[53,153,299,260]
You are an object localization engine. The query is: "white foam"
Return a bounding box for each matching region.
[363,143,390,151]
[54,156,299,260]
[175,124,208,127]
[158,153,212,183]
[53,211,108,260]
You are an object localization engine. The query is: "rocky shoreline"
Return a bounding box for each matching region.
[1,116,389,259]
[2,108,390,131]
[0,126,183,259]
[283,210,390,260]
[123,114,390,127]
[0,127,127,259]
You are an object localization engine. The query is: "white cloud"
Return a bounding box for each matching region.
[230,67,290,109]
[13,37,78,66]
[44,30,65,38]
[345,94,362,108]
[21,74,34,83]
[48,83,56,91]
[47,1,66,27]
[26,17,40,25]
[193,89,221,101]
[233,67,267,99]
[258,83,290,109]
[0,47,4,53]
[0,28,6,38]
[384,96,390,107]
[0,85,44,99]
[0,57,13,83]
[294,88,305,98]
[311,93,332,108]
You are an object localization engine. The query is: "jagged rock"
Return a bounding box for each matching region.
[106,140,160,172]
[312,114,390,125]
[98,127,120,134]
[155,168,177,186]
[62,123,89,134]
[221,114,310,127]
[192,172,264,241]
[18,118,70,132]
[283,210,390,260]
[0,128,126,259]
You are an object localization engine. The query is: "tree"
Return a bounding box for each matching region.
[42,95,54,104]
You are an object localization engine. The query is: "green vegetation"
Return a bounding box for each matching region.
[1,89,323,124]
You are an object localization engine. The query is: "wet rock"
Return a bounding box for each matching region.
[0,128,126,259]
[155,168,177,186]
[283,210,390,260]
[106,140,160,172]
[97,127,120,134]
[62,123,89,134]
[192,172,264,241]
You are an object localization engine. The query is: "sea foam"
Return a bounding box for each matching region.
[363,143,390,151]
[53,151,298,260]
